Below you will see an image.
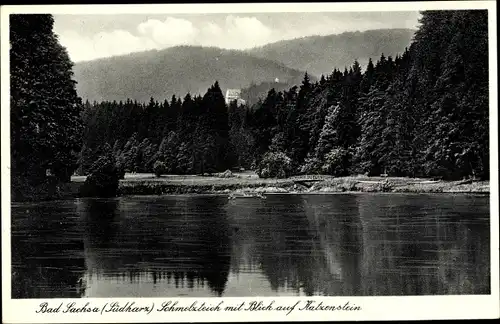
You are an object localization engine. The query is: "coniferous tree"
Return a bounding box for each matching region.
[10,14,84,191]
[411,10,489,179]
[156,131,180,173]
[286,73,314,171]
[361,58,376,93]
[250,88,279,164]
[202,81,230,170]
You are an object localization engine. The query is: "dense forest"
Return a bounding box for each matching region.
[79,10,489,181]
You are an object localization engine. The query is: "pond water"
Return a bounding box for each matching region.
[11,193,490,298]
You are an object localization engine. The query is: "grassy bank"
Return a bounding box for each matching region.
[307,176,489,194]
[70,172,490,196]
[116,172,297,195]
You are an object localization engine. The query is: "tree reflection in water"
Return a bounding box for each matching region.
[225,194,364,296]
[355,194,490,295]
[11,201,87,298]
[225,194,490,296]
[11,194,490,298]
[81,195,231,297]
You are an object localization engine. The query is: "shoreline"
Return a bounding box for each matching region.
[12,173,490,202]
[116,182,490,196]
[113,174,489,196]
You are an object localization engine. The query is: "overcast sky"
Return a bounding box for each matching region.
[53,12,421,62]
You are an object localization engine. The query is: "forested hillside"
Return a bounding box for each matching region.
[73,46,305,103]
[240,81,301,107]
[79,10,489,181]
[72,29,415,104]
[247,28,415,77]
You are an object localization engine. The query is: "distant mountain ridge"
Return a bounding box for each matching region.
[247,28,416,76]
[72,28,415,103]
[73,46,305,103]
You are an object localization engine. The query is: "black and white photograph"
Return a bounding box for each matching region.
[1,1,498,322]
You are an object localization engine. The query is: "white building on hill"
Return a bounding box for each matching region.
[225,89,246,106]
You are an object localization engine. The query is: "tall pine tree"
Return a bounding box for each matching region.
[10,14,84,192]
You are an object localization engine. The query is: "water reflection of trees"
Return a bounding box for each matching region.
[83,198,119,249]
[302,194,364,295]
[225,194,364,296]
[17,194,487,298]
[226,194,490,296]
[82,196,231,297]
[11,201,87,298]
[356,194,490,295]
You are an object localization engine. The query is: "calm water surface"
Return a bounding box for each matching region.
[11,194,490,298]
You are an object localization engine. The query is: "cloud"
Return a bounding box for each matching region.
[54,13,419,62]
[221,15,274,47]
[57,15,278,62]
[137,17,199,46]
[57,29,159,62]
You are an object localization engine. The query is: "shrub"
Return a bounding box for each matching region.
[321,148,348,176]
[300,156,322,174]
[257,151,292,179]
[379,179,394,192]
[153,161,167,178]
[218,170,234,178]
[80,154,120,197]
